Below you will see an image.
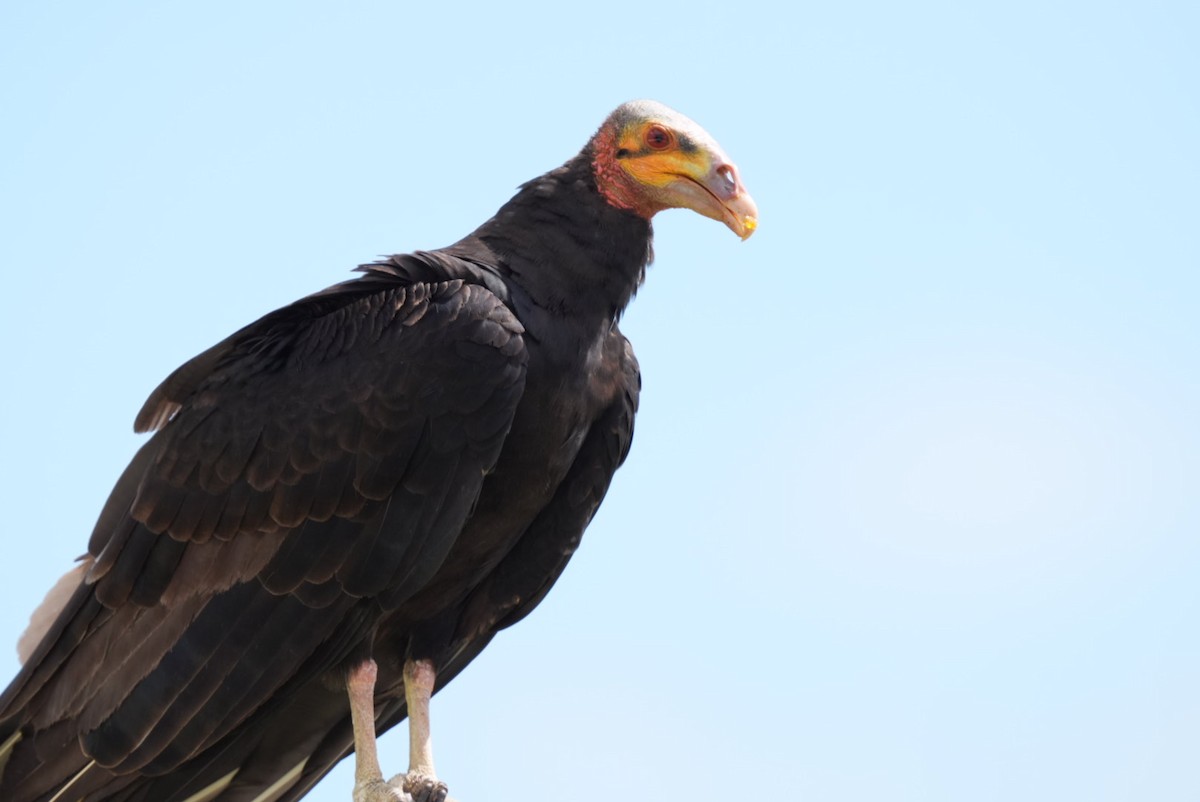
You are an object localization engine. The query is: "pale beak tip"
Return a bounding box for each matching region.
[740,215,758,240]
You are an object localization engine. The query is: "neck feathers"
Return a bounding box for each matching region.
[465,151,653,324]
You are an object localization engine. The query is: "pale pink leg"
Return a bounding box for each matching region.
[346,658,451,802]
[403,658,438,780]
[348,660,396,802]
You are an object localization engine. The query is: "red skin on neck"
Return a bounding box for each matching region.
[591,127,660,220]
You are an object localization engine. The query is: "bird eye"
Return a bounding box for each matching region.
[644,124,672,151]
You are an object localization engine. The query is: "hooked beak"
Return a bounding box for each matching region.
[676,160,759,240]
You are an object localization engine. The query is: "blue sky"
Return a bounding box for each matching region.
[1,2,1197,800]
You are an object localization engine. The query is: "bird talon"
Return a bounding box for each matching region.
[352,773,450,802]
[390,770,448,802]
[353,777,407,802]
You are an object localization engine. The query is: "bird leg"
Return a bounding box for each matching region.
[348,660,391,802]
[348,658,450,802]
[401,658,441,793]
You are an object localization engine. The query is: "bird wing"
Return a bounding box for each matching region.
[457,330,640,637]
[0,274,527,794]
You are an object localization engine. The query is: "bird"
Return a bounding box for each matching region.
[0,99,757,802]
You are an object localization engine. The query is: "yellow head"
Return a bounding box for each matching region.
[591,100,758,240]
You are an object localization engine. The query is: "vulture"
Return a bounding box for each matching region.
[0,100,757,802]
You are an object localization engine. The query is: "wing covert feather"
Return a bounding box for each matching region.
[92,278,526,603]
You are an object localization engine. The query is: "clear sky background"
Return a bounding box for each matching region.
[1,2,1197,801]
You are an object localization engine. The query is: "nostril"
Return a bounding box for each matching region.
[717,165,738,193]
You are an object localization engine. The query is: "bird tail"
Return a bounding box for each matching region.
[0,677,361,802]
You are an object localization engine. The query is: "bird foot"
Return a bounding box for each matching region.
[352,773,450,802]
[394,771,450,802]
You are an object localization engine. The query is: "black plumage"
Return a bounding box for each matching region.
[0,100,756,802]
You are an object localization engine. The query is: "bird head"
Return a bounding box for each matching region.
[590,100,758,240]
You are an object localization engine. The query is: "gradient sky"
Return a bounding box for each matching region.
[1,2,1197,801]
